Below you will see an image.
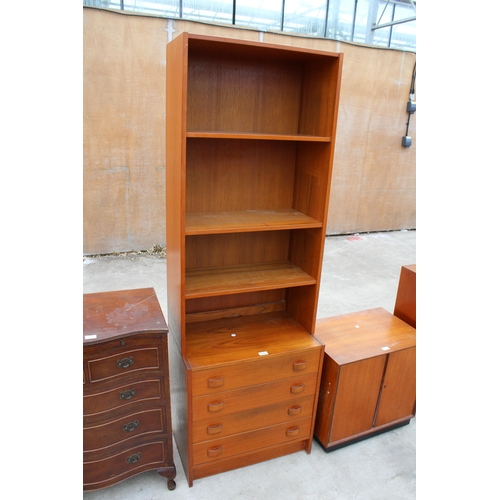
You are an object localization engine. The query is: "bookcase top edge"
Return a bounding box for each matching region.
[172,32,342,59]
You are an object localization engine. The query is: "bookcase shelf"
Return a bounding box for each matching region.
[185,261,316,299]
[186,209,322,235]
[185,311,319,369]
[186,131,331,142]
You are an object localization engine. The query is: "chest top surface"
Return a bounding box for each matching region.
[83,287,167,344]
[314,308,416,365]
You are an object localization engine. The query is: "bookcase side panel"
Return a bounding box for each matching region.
[299,57,342,138]
[166,34,188,351]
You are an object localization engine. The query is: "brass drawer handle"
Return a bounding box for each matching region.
[286,426,300,437]
[126,452,141,464]
[293,360,307,371]
[287,405,302,416]
[290,383,305,394]
[120,388,136,400]
[207,376,224,388]
[207,446,222,457]
[207,423,223,435]
[208,401,224,412]
[123,419,139,432]
[117,356,134,369]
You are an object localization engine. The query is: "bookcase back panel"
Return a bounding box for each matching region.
[185,231,290,269]
[186,290,285,315]
[186,139,296,213]
[187,49,303,134]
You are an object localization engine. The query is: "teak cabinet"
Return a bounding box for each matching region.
[166,33,343,486]
[313,308,416,451]
[83,288,176,491]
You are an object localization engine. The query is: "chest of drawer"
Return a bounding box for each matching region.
[86,346,161,383]
[83,440,167,489]
[192,372,317,422]
[84,379,163,417]
[192,394,315,443]
[191,348,322,397]
[84,408,165,452]
[192,416,312,466]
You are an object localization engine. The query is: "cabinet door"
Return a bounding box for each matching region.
[330,356,386,442]
[375,347,416,427]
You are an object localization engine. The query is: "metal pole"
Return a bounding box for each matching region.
[388,2,395,47]
[323,0,330,38]
[351,0,358,42]
[372,16,416,30]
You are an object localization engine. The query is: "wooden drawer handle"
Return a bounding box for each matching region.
[293,360,307,371]
[207,401,224,412]
[207,423,223,435]
[286,427,300,437]
[287,405,302,416]
[207,446,222,457]
[207,376,224,388]
[290,383,305,394]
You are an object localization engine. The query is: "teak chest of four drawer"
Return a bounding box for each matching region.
[83,288,176,491]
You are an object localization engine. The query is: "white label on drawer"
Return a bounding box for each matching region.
[381,346,390,351]
[84,334,97,340]
[258,351,269,356]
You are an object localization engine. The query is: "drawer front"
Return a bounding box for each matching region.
[83,441,165,489]
[192,349,321,397]
[192,372,317,422]
[192,416,312,466]
[84,379,162,417]
[192,395,315,443]
[84,408,164,452]
[87,347,160,383]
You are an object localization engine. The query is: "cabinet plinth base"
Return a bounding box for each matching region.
[315,418,412,453]
[192,439,309,483]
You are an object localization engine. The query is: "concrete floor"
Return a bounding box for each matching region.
[83,229,416,500]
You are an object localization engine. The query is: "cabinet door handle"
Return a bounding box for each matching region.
[287,405,302,416]
[290,383,305,394]
[293,360,307,371]
[207,446,222,457]
[120,388,136,400]
[126,452,141,464]
[117,356,134,369]
[123,419,139,432]
[286,426,300,437]
[207,401,224,412]
[207,376,224,388]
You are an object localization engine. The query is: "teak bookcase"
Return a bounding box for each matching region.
[166,32,343,486]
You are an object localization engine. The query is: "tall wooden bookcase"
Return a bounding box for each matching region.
[166,32,343,486]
